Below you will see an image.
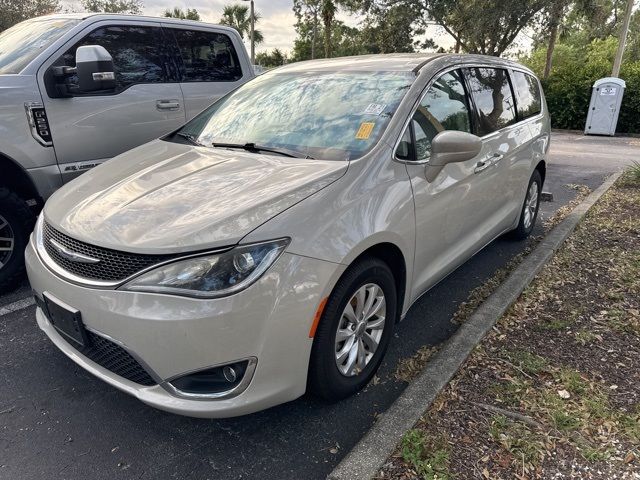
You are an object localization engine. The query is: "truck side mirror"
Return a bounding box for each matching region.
[76,45,116,92]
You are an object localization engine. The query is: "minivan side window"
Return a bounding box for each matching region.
[403,69,472,161]
[465,68,517,136]
[170,29,242,82]
[59,25,169,93]
[511,71,542,119]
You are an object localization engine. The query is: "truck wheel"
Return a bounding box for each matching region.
[0,189,36,292]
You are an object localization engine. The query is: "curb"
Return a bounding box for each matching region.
[328,170,624,480]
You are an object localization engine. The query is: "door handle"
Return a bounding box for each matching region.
[474,160,491,174]
[490,153,504,165]
[156,100,180,110]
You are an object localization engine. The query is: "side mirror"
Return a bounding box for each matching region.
[425,130,482,182]
[76,45,116,92]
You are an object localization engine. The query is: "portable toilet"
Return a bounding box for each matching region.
[584,77,625,136]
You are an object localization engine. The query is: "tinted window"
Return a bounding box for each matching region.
[466,68,516,136]
[60,25,169,92]
[511,71,542,119]
[409,70,472,161]
[171,29,242,82]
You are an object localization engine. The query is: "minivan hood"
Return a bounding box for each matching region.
[45,140,347,253]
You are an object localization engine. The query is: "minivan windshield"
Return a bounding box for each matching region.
[173,70,414,160]
[0,17,81,74]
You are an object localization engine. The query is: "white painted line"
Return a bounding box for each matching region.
[0,297,35,317]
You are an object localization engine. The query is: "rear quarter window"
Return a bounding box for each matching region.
[511,71,542,119]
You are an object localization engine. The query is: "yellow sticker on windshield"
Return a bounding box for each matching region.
[355,122,375,140]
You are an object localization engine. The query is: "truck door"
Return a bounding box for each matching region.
[37,20,186,183]
[162,24,251,120]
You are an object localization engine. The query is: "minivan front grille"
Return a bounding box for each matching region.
[42,221,177,282]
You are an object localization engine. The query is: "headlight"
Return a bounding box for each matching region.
[120,239,289,298]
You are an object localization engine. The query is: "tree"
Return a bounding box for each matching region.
[321,0,337,57]
[81,0,142,14]
[163,7,200,21]
[0,0,60,32]
[293,0,322,59]
[418,0,551,56]
[255,48,287,67]
[219,4,264,44]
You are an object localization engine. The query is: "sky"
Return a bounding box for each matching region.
[64,0,458,55]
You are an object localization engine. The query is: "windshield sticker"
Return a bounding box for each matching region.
[355,122,375,140]
[362,103,387,116]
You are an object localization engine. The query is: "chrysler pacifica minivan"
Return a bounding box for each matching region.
[27,54,550,417]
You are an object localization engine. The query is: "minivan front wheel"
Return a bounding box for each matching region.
[0,189,35,292]
[511,170,542,240]
[308,258,396,401]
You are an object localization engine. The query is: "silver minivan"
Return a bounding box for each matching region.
[0,14,254,290]
[27,53,550,418]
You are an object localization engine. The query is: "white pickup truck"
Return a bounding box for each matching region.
[0,13,255,290]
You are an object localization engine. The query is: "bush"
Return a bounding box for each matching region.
[522,38,640,134]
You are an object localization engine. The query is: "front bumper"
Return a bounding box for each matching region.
[26,238,343,418]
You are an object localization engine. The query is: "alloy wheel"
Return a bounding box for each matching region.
[334,283,386,377]
[0,214,14,269]
[523,181,539,230]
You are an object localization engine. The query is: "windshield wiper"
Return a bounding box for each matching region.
[176,132,205,146]
[212,142,314,159]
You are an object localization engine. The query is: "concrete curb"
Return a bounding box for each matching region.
[328,170,624,480]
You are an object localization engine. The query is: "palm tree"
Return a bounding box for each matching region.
[219,4,264,44]
[164,7,201,21]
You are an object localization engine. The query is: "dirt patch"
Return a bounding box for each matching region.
[379,171,640,479]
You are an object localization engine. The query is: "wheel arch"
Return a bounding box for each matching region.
[0,153,42,205]
[534,159,546,188]
[344,242,408,323]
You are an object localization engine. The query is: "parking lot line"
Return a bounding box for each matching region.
[0,296,35,316]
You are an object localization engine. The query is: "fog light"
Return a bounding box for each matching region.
[223,365,237,382]
[169,360,249,395]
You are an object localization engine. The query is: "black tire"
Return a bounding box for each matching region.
[308,257,397,401]
[510,170,542,240]
[0,189,36,293]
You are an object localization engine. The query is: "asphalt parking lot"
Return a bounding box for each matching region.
[0,132,636,480]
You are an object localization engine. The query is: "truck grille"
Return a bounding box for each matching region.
[43,221,177,282]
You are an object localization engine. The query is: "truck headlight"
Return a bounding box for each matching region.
[120,239,289,298]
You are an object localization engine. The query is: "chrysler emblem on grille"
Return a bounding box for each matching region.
[49,239,100,264]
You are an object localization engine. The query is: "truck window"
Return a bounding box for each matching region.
[59,25,170,93]
[465,68,517,136]
[169,29,242,82]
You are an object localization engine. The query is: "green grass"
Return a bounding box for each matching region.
[400,429,451,480]
[488,415,546,468]
[504,349,548,376]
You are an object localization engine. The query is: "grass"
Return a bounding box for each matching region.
[400,429,451,480]
[628,160,640,182]
[488,415,547,469]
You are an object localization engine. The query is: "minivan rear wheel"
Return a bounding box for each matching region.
[0,189,36,292]
[308,258,396,401]
[511,170,542,240]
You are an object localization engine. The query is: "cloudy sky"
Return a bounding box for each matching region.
[65,0,457,54]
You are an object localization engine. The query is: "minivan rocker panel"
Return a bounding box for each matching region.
[27,53,550,418]
[45,140,348,252]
